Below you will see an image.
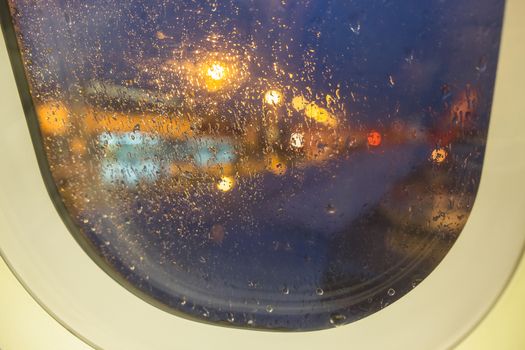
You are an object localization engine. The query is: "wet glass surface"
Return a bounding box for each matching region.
[4,0,504,330]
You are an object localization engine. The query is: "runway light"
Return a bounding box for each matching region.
[36,102,69,135]
[367,131,382,147]
[265,90,282,106]
[201,57,240,91]
[292,96,308,111]
[290,132,305,148]
[431,148,448,163]
[217,176,234,192]
[304,102,337,127]
[70,137,87,155]
[267,155,287,176]
[207,63,226,81]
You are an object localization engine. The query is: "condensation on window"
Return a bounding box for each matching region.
[5,0,504,330]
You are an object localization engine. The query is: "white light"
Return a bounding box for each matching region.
[290,132,305,148]
[265,90,282,106]
[207,64,226,81]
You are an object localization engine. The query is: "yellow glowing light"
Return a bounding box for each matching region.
[431,148,448,163]
[304,103,338,127]
[265,90,282,106]
[84,109,193,139]
[290,132,305,149]
[184,50,247,92]
[207,63,226,81]
[267,155,287,176]
[292,96,309,111]
[326,94,336,106]
[36,102,69,135]
[70,137,87,155]
[217,176,234,192]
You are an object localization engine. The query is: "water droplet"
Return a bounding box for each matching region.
[441,84,453,101]
[316,288,324,296]
[412,279,423,289]
[349,21,361,35]
[388,75,395,87]
[209,224,226,243]
[281,286,290,295]
[387,288,396,297]
[265,305,274,313]
[476,56,488,73]
[129,265,135,271]
[329,313,347,326]
[227,312,235,323]
[405,50,415,65]
[326,204,337,215]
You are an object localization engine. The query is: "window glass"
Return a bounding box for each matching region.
[4,0,504,330]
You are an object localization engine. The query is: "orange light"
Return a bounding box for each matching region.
[70,137,87,155]
[166,49,247,93]
[207,63,226,81]
[36,102,69,135]
[431,148,448,163]
[367,131,382,147]
[201,60,236,92]
[84,110,193,139]
[217,176,234,192]
[267,155,287,176]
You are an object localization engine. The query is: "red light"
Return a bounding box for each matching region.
[367,131,382,147]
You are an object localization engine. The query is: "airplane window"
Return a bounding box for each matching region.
[3,0,504,330]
